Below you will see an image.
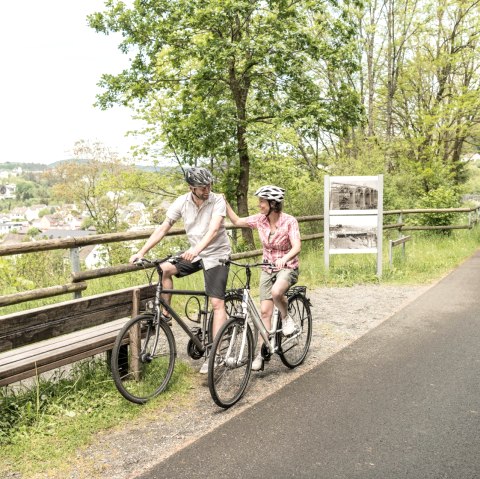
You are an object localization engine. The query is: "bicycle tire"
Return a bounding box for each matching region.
[279,293,312,368]
[208,317,254,408]
[111,313,176,404]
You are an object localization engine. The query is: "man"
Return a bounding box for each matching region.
[129,167,231,373]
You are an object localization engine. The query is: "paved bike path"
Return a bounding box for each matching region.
[136,250,480,479]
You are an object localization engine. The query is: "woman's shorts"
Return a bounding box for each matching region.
[259,268,299,301]
[174,258,230,300]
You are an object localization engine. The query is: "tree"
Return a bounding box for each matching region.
[48,140,132,234]
[88,0,362,245]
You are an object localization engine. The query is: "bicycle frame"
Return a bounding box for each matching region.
[158,289,209,353]
[140,257,213,355]
[229,259,301,357]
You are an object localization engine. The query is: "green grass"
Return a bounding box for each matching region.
[0,358,195,477]
[1,226,480,477]
[297,227,480,287]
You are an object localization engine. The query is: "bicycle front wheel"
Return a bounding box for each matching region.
[111,314,176,404]
[279,294,312,368]
[208,317,254,408]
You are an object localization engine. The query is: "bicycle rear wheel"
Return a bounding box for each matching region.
[279,294,312,368]
[208,317,254,408]
[111,313,176,404]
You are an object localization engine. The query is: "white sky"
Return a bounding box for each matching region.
[0,1,143,164]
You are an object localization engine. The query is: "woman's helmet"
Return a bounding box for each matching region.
[254,185,285,202]
[184,167,213,187]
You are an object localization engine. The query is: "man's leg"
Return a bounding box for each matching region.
[203,263,230,340]
[160,261,178,316]
[210,297,226,339]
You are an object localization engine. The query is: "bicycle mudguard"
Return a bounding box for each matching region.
[286,286,312,306]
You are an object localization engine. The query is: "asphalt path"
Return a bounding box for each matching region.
[136,251,480,479]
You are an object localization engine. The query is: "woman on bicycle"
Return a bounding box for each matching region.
[225,185,301,371]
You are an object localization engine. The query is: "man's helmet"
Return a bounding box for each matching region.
[255,185,285,202]
[184,167,213,187]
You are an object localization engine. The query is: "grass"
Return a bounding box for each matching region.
[0,358,195,477]
[1,226,480,477]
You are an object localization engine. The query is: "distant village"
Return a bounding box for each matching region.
[0,166,159,269]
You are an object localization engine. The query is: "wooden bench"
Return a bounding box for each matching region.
[0,284,155,387]
[389,235,411,266]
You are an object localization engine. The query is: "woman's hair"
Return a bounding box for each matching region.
[269,200,283,213]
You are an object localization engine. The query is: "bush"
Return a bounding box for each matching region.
[414,186,461,232]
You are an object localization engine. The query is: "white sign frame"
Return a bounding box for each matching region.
[324,175,383,276]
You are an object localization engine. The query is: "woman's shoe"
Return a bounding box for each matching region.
[251,354,264,371]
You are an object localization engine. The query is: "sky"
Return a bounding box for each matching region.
[1,1,143,165]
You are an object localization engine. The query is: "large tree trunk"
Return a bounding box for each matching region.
[229,59,255,248]
[235,123,255,248]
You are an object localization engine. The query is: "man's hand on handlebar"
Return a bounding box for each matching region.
[129,253,144,264]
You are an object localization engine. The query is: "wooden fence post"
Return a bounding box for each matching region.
[69,247,82,299]
[130,289,141,380]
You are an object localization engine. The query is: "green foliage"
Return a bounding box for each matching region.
[414,186,461,231]
[0,259,35,294]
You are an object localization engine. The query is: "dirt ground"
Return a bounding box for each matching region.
[31,283,429,479]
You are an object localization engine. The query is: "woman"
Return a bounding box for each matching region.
[225,185,301,371]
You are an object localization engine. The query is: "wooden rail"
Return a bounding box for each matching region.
[389,236,411,266]
[1,207,479,308]
[0,206,478,387]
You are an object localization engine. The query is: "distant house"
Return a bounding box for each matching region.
[79,244,110,269]
[0,221,29,235]
[33,215,64,230]
[0,184,16,199]
[9,206,27,219]
[25,204,48,222]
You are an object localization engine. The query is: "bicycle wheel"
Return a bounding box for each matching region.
[208,317,254,408]
[279,294,312,368]
[111,313,176,404]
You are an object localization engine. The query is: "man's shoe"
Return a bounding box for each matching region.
[199,360,209,374]
[251,354,264,371]
[282,315,296,336]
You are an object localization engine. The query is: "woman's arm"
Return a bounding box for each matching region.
[274,237,301,269]
[225,200,250,228]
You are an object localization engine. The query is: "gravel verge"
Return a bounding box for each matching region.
[32,283,429,479]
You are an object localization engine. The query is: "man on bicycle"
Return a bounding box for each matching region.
[129,167,231,374]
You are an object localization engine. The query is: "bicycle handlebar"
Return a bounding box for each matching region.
[219,258,276,269]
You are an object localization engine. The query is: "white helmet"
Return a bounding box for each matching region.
[255,185,285,202]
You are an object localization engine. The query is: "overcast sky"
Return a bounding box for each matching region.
[1,1,143,164]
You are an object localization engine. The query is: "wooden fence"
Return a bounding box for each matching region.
[1,207,479,309]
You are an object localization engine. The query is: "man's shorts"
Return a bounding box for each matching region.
[174,258,230,300]
[259,268,299,301]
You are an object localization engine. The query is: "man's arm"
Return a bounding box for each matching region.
[129,218,174,263]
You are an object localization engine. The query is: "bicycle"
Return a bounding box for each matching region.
[110,256,242,404]
[208,259,313,408]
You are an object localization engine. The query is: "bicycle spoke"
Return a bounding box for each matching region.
[208,317,253,408]
[279,294,312,368]
[111,315,176,404]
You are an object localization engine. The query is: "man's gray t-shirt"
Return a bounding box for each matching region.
[166,192,231,270]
